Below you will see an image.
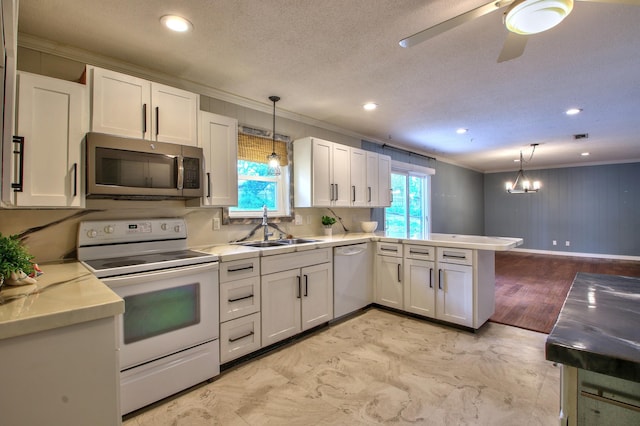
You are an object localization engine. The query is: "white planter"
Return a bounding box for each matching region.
[323,227,332,237]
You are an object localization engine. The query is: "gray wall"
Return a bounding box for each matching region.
[431,161,484,235]
[484,162,640,256]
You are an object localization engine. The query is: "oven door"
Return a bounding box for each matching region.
[101,262,219,370]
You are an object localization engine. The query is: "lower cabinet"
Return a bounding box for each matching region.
[219,257,261,363]
[375,242,404,309]
[402,244,491,329]
[261,249,333,347]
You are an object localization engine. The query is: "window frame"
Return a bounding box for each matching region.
[228,162,291,219]
[385,161,434,238]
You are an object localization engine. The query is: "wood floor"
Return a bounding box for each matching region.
[490,251,640,334]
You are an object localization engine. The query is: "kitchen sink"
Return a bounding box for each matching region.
[241,241,289,248]
[240,238,320,248]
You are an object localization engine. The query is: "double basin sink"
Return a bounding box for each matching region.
[240,238,320,248]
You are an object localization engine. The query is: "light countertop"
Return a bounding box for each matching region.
[0,262,124,340]
[196,232,522,261]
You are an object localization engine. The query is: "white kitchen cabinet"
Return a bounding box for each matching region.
[261,249,333,347]
[7,72,87,207]
[218,257,261,363]
[375,242,403,309]
[366,152,392,207]
[293,136,350,207]
[436,261,473,327]
[0,317,120,426]
[403,245,436,317]
[350,147,367,207]
[186,111,238,207]
[88,66,198,146]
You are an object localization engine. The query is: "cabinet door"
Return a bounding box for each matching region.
[301,262,333,331]
[311,138,333,206]
[332,143,351,207]
[404,259,436,317]
[90,67,151,139]
[366,152,379,206]
[151,82,198,146]
[377,154,391,207]
[436,263,473,327]
[188,111,238,207]
[13,72,86,207]
[261,269,302,346]
[375,255,403,309]
[350,148,367,207]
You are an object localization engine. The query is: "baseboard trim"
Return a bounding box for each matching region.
[511,247,640,262]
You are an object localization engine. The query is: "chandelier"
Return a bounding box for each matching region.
[505,144,541,194]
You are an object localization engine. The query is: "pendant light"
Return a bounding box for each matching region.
[267,95,281,176]
[506,144,541,193]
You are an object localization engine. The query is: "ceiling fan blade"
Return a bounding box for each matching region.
[576,0,640,5]
[497,32,528,62]
[399,1,512,48]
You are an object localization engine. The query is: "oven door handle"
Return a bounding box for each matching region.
[101,262,219,287]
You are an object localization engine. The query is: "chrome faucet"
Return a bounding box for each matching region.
[262,205,273,241]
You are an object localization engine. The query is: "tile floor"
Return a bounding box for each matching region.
[124,309,559,425]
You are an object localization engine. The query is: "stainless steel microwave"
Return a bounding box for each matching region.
[86,132,204,200]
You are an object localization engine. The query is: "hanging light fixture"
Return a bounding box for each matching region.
[267,95,281,176]
[505,144,541,193]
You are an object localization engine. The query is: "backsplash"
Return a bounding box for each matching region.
[0,202,372,264]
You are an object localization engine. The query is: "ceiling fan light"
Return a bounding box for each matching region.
[505,0,573,35]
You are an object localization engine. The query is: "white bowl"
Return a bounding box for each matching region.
[360,221,378,233]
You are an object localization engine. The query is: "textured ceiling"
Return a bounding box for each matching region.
[16,0,640,171]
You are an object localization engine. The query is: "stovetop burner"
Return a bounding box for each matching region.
[77,219,218,278]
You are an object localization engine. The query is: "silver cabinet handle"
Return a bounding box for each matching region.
[352,185,356,202]
[227,265,254,273]
[397,263,402,282]
[335,184,339,200]
[330,183,334,201]
[368,186,372,202]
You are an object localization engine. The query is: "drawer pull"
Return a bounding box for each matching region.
[227,265,254,273]
[228,294,254,303]
[580,390,640,413]
[410,249,430,255]
[229,331,254,343]
[443,252,466,260]
[380,247,398,253]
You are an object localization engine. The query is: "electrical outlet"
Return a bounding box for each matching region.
[565,241,570,247]
[213,217,221,230]
[295,214,303,225]
[306,215,312,225]
[552,240,557,246]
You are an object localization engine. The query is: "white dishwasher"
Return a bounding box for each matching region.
[333,243,372,318]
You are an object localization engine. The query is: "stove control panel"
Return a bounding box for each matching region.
[78,218,188,246]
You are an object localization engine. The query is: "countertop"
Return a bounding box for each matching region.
[545,272,640,383]
[0,262,124,340]
[197,232,523,261]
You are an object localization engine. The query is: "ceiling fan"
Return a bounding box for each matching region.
[399,0,640,62]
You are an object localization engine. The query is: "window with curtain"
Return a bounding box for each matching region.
[228,132,291,218]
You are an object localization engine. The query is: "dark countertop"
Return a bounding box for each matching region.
[545,272,640,382]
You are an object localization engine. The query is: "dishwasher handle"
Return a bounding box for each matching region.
[334,244,368,256]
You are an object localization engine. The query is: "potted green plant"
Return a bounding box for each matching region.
[0,233,35,288]
[321,215,336,237]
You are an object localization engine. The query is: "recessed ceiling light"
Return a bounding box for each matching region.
[565,108,582,116]
[581,152,590,156]
[363,102,378,111]
[160,15,193,32]
[456,128,468,134]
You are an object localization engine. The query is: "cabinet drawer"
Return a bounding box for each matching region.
[376,242,403,257]
[404,244,435,261]
[220,276,260,322]
[220,313,261,363]
[261,248,331,275]
[220,257,260,282]
[437,247,473,266]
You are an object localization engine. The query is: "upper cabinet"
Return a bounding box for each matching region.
[293,137,351,207]
[6,72,87,207]
[87,67,198,146]
[186,111,238,207]
[294,136,391,208]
